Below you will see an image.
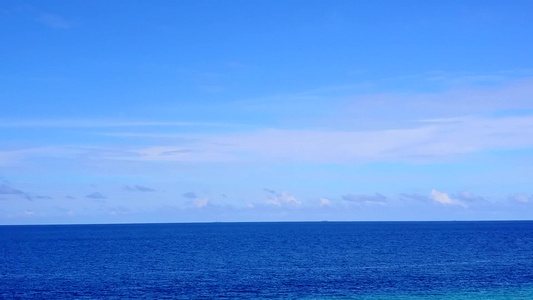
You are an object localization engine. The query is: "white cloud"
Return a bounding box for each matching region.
[430,189,466,208]
[193,198,209,208]
[320,198,331,207]
[6,114,529,167]
[104,114,533,164]
[3,79,533,167]
[267,191,301,207]
[341,78,533,125]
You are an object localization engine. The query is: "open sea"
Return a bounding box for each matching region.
[1,221,532,299]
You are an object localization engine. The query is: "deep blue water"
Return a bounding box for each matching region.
[1,221,533,299]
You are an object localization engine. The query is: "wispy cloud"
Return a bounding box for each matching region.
[342,193,387,206]
[454,191,487,204]
[0,146,93,167]
[507,194,531,204]
[124,185,156,192]
[0,186,53,202]
[108,206,129,216]
[420,69,533,87]
[86,192,106,200]
[0,184,25,196]
[3,114,533,169]
[0,119,224,128]
[0,183,33,201]
[36,13,71,29]
[3,78,532,168]
[263,189,301,207]
[399,193,430,203]
[182,192,197,199]
[6,5,72,29]
[6,209,42,220]
[107,114,533,164]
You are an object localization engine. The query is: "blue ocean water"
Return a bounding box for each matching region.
[1,221,532,299]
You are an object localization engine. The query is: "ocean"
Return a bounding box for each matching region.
[1,221,532,299]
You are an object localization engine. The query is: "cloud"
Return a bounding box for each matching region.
[263,188,277,195]
[320,198,331,207]
[430,189,466,208]
[399,193,431,203]
[454,191,486,203]
[108,206,129,216]
[0,183,33,201]
[180,192,209,208]
[124,185,156,192]
[5,209,46,220]
[0,119,223,128]
[507,194,531,204]
[264,190,301,207]
[36,13,71,29]
[182,192,197,199]
[0,184,25,195]
[159,149,193,155]
[5,80,533,167]
[342,193,387,205]
[342,78,533,124]
[24,210,35,216]
[86,192,106,200]
[82,79,532,165]
[193,198,209,208]
[0,146,91,167]
[108,114,533,164]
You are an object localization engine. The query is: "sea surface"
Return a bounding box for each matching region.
[1,221,533,299]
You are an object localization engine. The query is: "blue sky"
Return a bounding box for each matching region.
[1,0,533,224]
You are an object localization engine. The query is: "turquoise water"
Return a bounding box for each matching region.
[1,221,532,299]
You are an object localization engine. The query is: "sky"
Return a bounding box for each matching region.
[1,0,533,224]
